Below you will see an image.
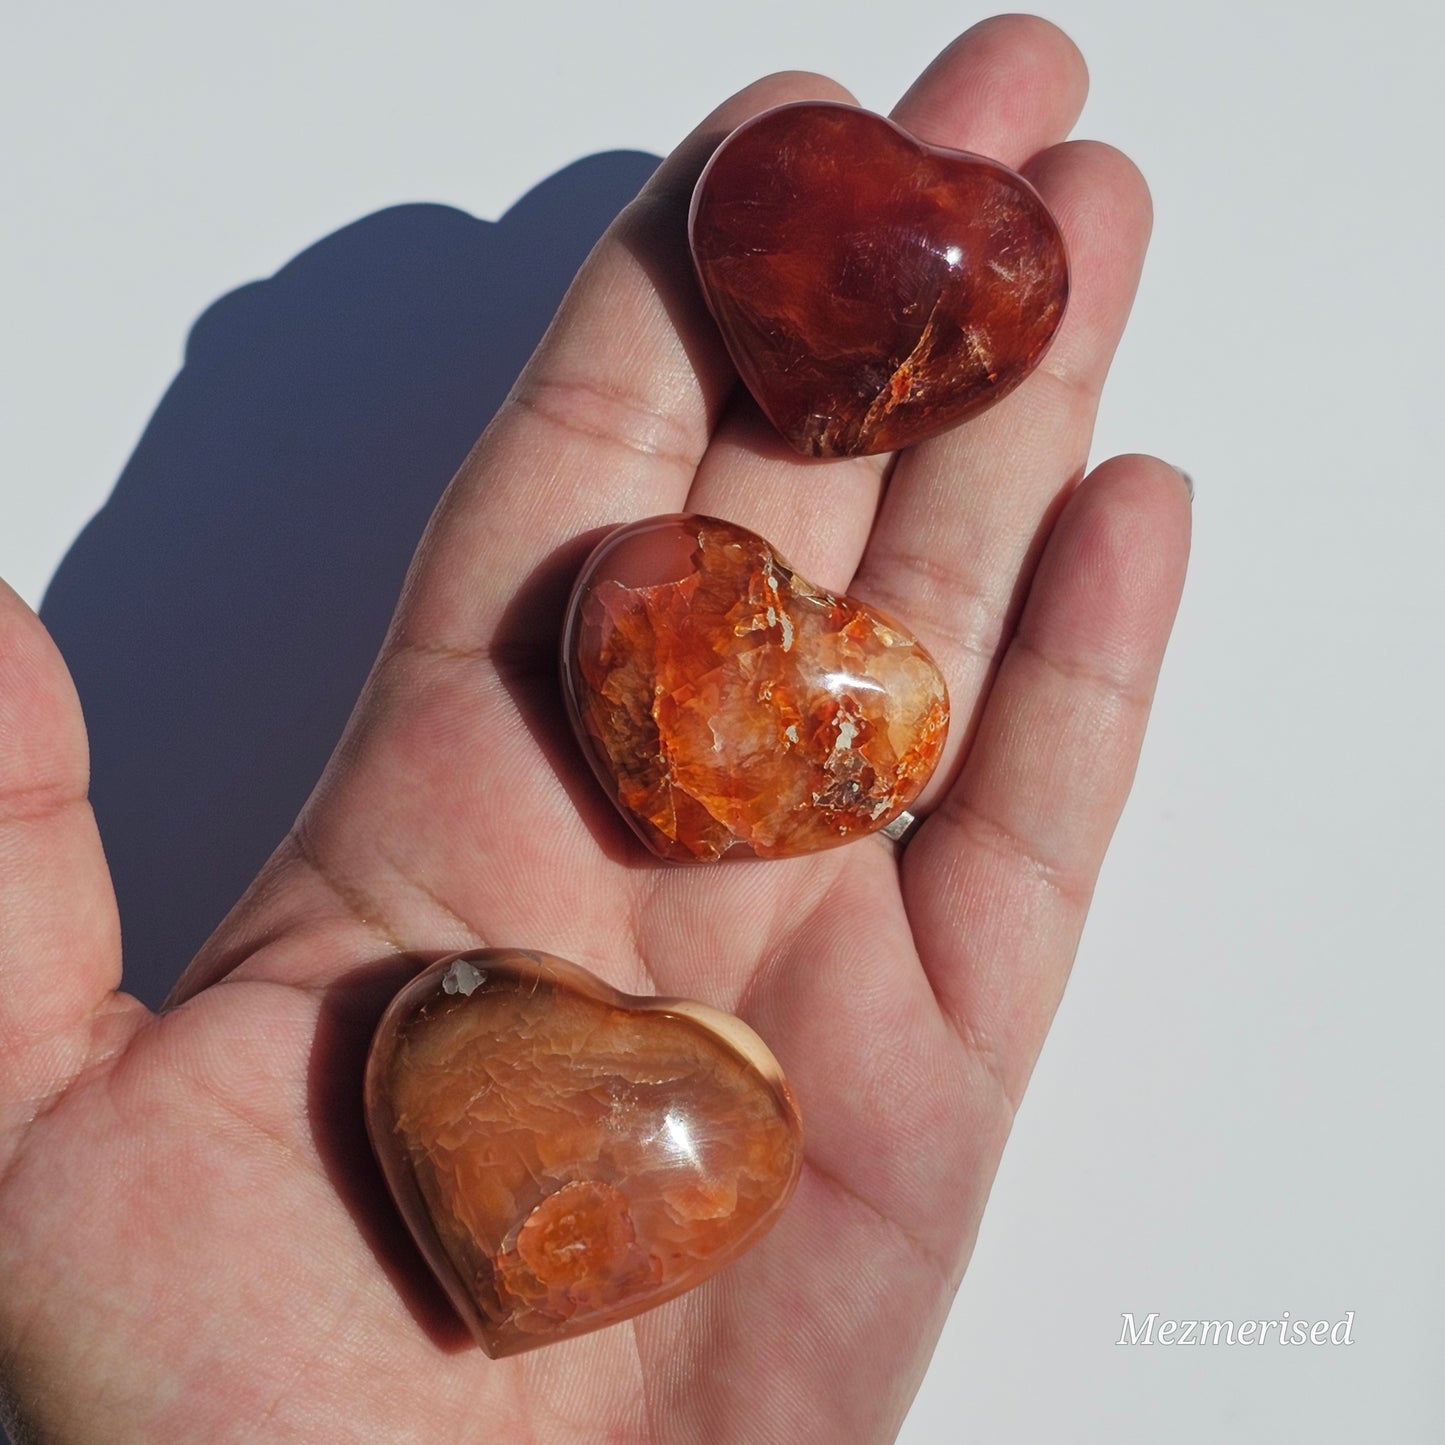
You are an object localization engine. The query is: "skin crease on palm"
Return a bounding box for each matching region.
[0,16,1189,1445]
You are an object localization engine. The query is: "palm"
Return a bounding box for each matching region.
[0,18,1189,1444]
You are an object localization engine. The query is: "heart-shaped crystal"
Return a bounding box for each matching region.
[365,949,803,1357]
[689,101,1068,457]
[562,514,948,861]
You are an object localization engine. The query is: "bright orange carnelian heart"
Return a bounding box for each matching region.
[365,949,803,1357]
[689,101,1069,457]
[563,514,949,862]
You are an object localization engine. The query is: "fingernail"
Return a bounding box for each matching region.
[1173,466,1194,501]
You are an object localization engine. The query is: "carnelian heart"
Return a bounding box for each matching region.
[365,949,802,1357]
[688,101,1069,457]
[562,514,948,861]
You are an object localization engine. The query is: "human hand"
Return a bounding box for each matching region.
[0,16,1189,1441]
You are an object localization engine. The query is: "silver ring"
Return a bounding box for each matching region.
[880,810,921,846]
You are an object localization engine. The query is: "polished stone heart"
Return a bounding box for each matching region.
[689,101,1068,457]
[562,514,948,861]
[365,949,803,1357]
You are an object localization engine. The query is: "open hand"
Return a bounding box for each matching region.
[0,17,1189,1441]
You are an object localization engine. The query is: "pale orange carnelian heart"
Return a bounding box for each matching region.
[365,949,803,1357]
[689,101,1069,457]
[562,514,949,861]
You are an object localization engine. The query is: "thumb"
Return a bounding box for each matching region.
[0,578,129,1156]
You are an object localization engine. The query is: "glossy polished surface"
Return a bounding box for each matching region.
[365,949,803,1356]
[563,514,948,860]
[689,101,1068,457]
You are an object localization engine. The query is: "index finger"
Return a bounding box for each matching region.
[391,70,856,658]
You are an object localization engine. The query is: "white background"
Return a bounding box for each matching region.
[3,2,1442,1440]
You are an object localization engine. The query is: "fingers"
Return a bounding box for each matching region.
[178,21,1125,1005]
[904,456,1191,1106]
[891,14,1089,159]
[0,581,128,1137]
[683,14,1092,593]
[850,138,1155,801]
[393,68,857,658]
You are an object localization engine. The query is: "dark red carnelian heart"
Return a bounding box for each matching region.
[689,101,1069,457]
